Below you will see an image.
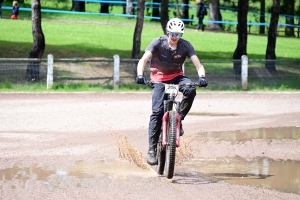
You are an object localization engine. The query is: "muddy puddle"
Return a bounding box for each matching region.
[178,126,300,195]
[178,157,300,195]
[200,126,300,142]
[1,159,155,190]
[1,126,299,195]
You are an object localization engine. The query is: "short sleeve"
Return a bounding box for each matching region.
[145,38,160,53]
[186,42,197,58]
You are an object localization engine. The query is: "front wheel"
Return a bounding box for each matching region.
[165,110,177,179]
[156,132,165,175]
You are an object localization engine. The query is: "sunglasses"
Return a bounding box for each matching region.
[169,32,183,38]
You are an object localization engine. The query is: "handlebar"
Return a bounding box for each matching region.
[145,80,205,87]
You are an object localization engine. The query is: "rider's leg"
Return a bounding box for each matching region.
[171,76,197,135]
[180,87,196,120]
[147,83,165,165]
[180,86,196,135]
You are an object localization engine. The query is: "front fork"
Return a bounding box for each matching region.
[162,100,181,147]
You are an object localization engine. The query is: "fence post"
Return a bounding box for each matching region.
[47,54,54,89]
[241,55,248,90]
[113,54,120,89]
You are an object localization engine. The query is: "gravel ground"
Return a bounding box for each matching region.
[0,92,300,200]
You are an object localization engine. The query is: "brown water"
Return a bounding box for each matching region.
[201,126,300,143]
[179,157,300,195]
[1,127,299,195]
[178,126,300,195]
[1,159,154,181]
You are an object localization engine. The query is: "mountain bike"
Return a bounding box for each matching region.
[146,81,201,179]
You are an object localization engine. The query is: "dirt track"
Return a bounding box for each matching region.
[0,92,300,199]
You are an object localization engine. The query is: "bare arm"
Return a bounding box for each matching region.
[137,51,152,76]
[190,55,205,77]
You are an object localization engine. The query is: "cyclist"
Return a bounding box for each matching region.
[136,18,208,165]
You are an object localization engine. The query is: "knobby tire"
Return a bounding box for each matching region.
[165,110,177,179]
[156,132,165,175]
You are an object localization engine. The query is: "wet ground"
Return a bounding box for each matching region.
[179,127,300,195]
[0,92,300,199]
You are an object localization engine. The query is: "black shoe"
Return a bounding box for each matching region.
[147,148,157,165]
[180,122,184,136]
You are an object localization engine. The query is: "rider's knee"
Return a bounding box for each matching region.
[182,87,196,97]
[151,109,164,118]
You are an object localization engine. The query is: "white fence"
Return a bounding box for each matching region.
[45,54,249,90]
[1,55,299,90]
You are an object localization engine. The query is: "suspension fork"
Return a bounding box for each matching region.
[175,101,181,147]
[162,99,170,147]
[162,100,181,147]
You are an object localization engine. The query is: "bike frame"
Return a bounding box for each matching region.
[162,89,181,147]
[146,81,200,148]
[145,80,200,179]
[144,80,202,179]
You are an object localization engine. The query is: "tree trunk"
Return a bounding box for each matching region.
[71,0,85,12]
[259,0,265,34]
[265,0,280,73]
[122,0,126,14]
[100,3,109,13]
[126,0,133,18]
[181,0,189,24]
[152,0,160,21]
[207,0,223,30]
[160,0,169,34]
[232,0,249,75]
[284,0,295,37]
[132,0,145,77]
[27,0,45,82]
[175,0,182,18]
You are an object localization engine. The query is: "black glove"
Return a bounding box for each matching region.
[136,75,147,85]
[198,76,208,87]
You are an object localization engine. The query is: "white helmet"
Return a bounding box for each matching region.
[166,18,185,33]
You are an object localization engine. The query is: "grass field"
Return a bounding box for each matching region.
[0,1,299,91]
[1,0,299,59]
[0,18,299,60]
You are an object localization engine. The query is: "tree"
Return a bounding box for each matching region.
[181,0,189,23]
[265,0,280,73]
[100,3,109,13]
[71,0,85,12]
[283,0,295,37]
[175,0,182,18]
[122,0,126,14]
[152,0,160,21]
[252,0,266,34]
[132,0,145,77]
[26,0,45,82]
[207,0,223,30]
[232,0,249,75]
[126,0,133,17]
[160,0,169,34]
[259,0,265,34]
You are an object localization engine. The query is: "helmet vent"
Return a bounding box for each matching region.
[166,18,185,34]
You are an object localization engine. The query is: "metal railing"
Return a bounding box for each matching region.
[0,55,299,90]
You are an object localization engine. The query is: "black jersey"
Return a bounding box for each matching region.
[145,35,196,81]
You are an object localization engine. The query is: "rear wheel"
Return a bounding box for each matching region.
[156,132,165,175]
[165,110,177,179]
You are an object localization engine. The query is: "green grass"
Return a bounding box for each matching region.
[0,1,299,92]
[0,81,153,92]
[1,0,299,59]
[0,80,46,92]
[2,78,298,92]
[1,19,300,60]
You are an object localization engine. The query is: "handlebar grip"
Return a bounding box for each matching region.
[145,81,204,88]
